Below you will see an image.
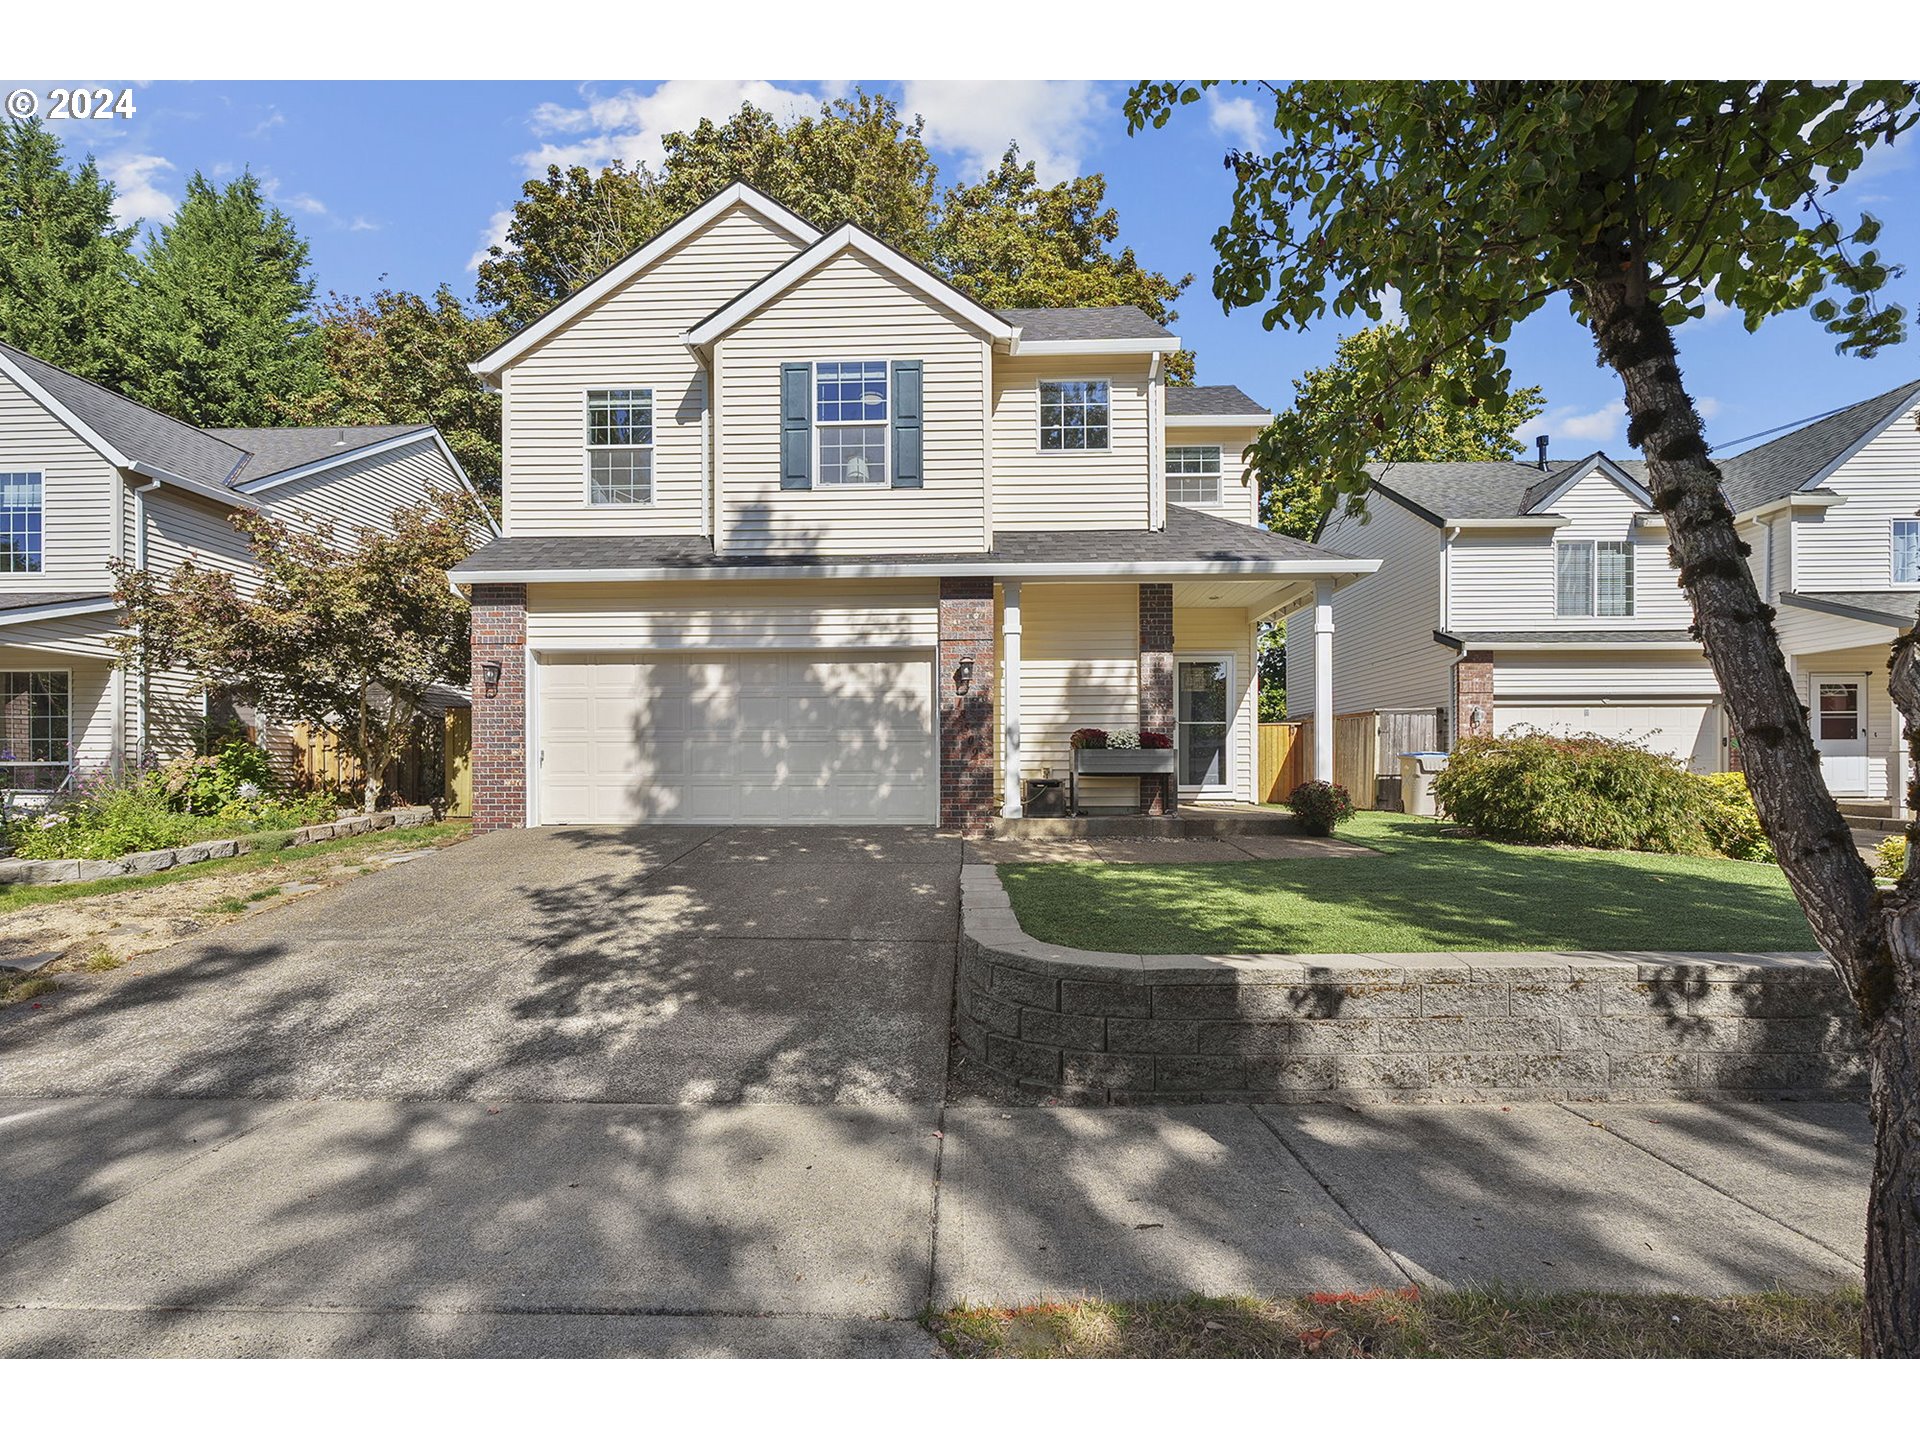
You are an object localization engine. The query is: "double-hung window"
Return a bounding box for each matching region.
[0,671,69,792]
[1039,380,1110,451]
[0,472,43,573]
[1165,445,1223,504]
[585,389,653,505]
[814,360,889,486]
[1556,539,1635,617]
[1894,520,1920,585]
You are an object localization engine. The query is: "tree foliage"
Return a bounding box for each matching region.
[0,119,138,387]
[111,492,480,813]
[1264,324,1544,538]
[124,171,323,426]
[278,285,507,492]
[1127,78,1920,1354]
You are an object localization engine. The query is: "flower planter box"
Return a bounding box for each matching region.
[1070,747,1179,815]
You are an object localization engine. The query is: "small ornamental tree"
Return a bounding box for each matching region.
[1126,79,1920,1354]
[112,491,480,814]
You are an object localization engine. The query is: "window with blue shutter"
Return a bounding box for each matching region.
[891,360,923,488]
[780,362,812,489]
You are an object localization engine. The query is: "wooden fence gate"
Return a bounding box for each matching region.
[1260,708,1444,809]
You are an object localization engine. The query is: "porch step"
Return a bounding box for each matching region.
[988,808,1302,839]
[1844,814,1907,834]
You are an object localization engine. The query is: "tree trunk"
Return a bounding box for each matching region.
[1580,263,1918,1353]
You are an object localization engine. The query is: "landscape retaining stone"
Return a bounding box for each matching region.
[960,868,1864,1104]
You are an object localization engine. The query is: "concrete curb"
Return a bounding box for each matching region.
[958,863,1863,1104]
[0,806,437,888]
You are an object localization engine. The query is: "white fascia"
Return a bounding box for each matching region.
[1440,515,1571,531]
[0,596,122,627]
[1166,412,1270,428]
[236,429,501,537]
[455,558,1382,585]
[1009,336,1184,357]
[0,350,134,469]
[471,183,822,377]
[1523,452,1653,512]
[124,462,259,511]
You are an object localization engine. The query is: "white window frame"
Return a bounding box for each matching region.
[1165,444,1223,505]
[581,387,655,507]
[0,469,45,574]
[1893,518,1920,586]
[1036,377,1113,454]
[0,666,72,792]
[1174,651,1238,797]
[812,358,890,488]
[1555,539,1636,618]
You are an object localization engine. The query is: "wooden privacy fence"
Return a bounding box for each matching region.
[287,707,472,818]
[1260,707,1445,809]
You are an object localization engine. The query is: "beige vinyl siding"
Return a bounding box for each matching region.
[0,369,119,594]
[503,205,806,539]
[1773,599,1903,656]
[1175,605,1258,801]
[1290,493,1450,718]
[1002,582,1140,807]
[259,436,464,536]
[145,487,254,583]
[524,578,938,650]
[991,356,1153,531]
[1490,651,1719,698]
[1164,423,1263,528]
[1791,395,1920,591]
[714,251,989,554]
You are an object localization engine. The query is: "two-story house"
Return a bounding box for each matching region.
[0,340,493,795]
[452,183,1376,833]
[1293,375,1920,815]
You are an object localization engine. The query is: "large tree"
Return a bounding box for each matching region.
[0,119,139,385]
[111,491,480,814]
[1264,324,1545,538]
[930,144,1195,381]
[1127,78,1920,1354]
[279,284,507,494]
[474,161,671,331]
[125,171,323,426]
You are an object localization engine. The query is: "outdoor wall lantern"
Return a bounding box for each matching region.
[481,659,503,695]
[955,657,975,694]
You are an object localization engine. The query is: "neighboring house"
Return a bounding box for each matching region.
[0,340,495,797]
[1293,376,1920,814]
[453,182,1374,832]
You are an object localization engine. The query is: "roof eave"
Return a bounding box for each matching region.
[1166,412,1271,428]
[1777,592,1915,629]
[1007,336,1182,357]
[454,556,1382,586]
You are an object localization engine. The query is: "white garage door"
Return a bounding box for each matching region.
[1500,700,1721,772]
[535,650,936,825]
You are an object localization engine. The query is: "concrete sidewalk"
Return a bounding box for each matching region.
[0,1095,1870,1357]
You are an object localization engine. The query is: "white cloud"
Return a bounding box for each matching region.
[517,79,829,176]
[1206,91,1265,154]
[1375,287,1405,325]
[468,207,514,272]
[249,108,285,140]
[259,174,328,218]
[1696,396,1724,420]
[348,216,381,233]
[900,80,1106,183]
[102,152,176,225]
[1525,399,1627,448]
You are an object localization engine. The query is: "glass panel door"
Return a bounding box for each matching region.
[1177,660,1230,789]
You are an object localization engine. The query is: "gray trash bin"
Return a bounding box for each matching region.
[1399,751,1448,817]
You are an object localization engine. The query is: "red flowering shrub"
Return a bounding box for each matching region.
[1287,779,1356,835]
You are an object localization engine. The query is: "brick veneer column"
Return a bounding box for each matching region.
[1454,652,1495,740]
[938,577,996,834]
[1138,583,1176,814]
[471,583,528,834]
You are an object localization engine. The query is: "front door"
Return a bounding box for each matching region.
[1177,656,1233,795]
[1812,674,1870,795]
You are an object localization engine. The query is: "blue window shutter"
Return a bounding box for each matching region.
[891,359,923,488]
[781,363,812,489]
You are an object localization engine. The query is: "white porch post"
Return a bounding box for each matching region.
[1000,580,1024,818]
[1313,578,1335,784]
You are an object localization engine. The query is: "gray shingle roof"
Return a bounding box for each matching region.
[0,341,247,490]
[1165,385,1268,418]
[1438,629,1698,647]
[208,425,432,485]
[1780,591,1920,628]
[0,591,114,614]
[1365,461,1565,521]
[1716,378,1920,515]
[454,504,1350,576]
[997,305,1173,342]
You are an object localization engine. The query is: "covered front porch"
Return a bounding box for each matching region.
[1775,591,1917,817]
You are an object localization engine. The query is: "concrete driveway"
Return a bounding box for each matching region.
[0,825,963,1105]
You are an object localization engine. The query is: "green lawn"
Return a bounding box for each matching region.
[998,811,1818,955]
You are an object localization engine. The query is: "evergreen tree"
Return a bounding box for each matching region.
[126,171,322,426]
[0,119,138,384]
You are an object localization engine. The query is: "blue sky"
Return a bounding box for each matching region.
[34,77,1920,459]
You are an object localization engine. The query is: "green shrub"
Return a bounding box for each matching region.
[149,740,286,817]
[1287,780,1357,836]
[1876,835,1908,881]
[1700,771,1775,864]
[1430,730,1714,855]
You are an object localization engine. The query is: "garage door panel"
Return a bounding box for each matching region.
[537,650,936,825]
[1500,700,1720,772]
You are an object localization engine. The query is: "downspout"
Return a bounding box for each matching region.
[131,477,161,768]
[1442,526,1460,746]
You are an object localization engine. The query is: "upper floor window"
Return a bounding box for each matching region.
[1039,379,1109,451]
[1557,539,1635,617]
[585,389,653,505]
[0,472,44,573]
[0,670,69,791]
[1166,445,1223,505]
[815,360,889,486]
[1894,520,1920,584]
